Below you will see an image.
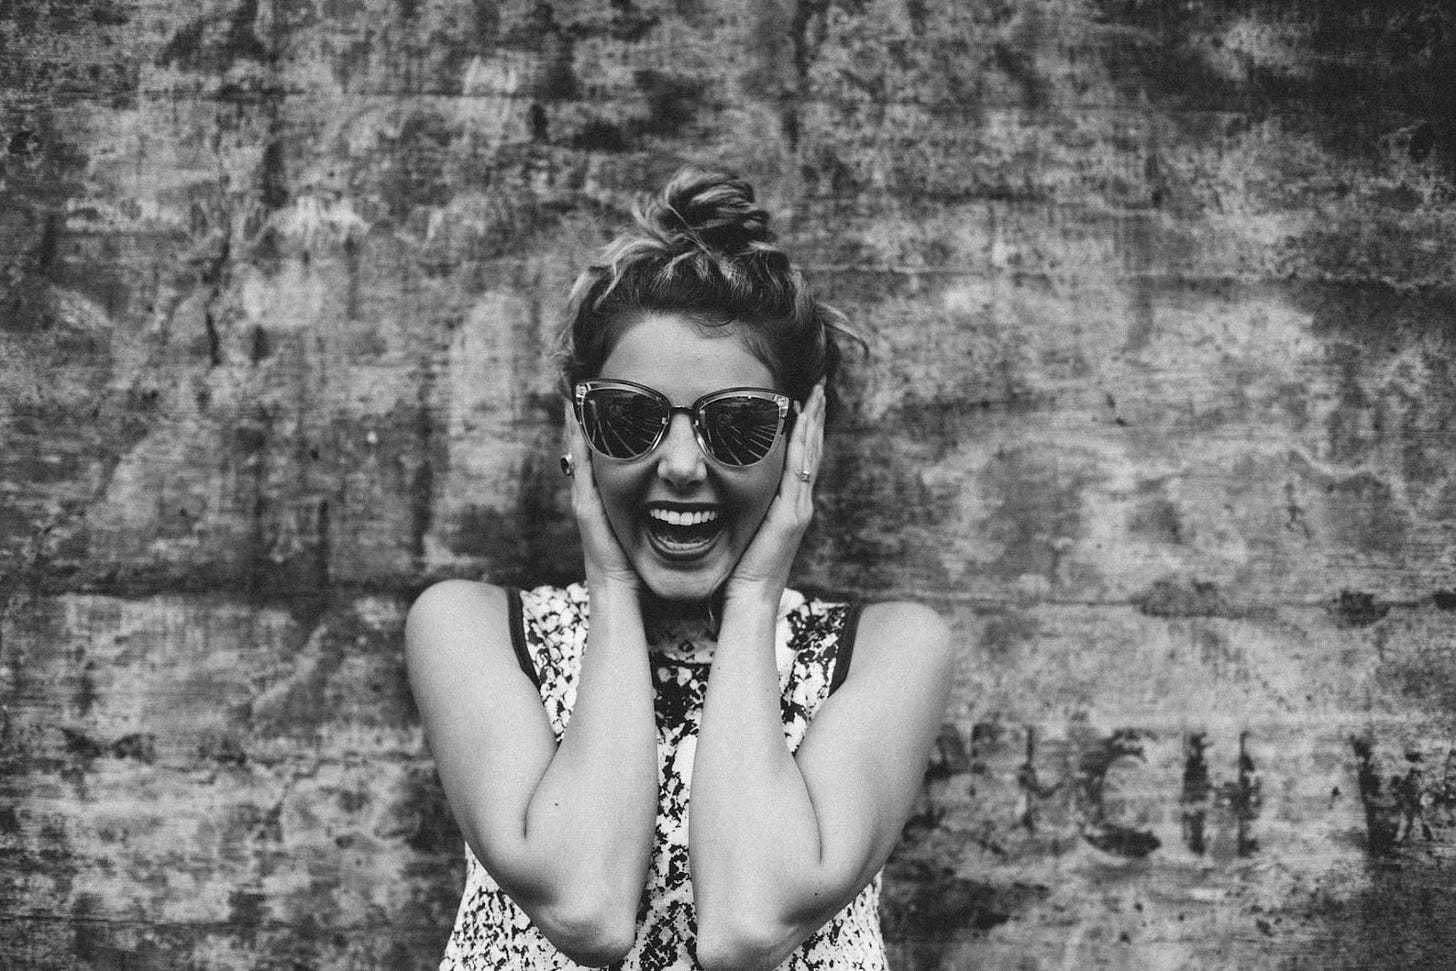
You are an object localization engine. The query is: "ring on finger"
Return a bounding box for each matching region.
[796,468,812,482]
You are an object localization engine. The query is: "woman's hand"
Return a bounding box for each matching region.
[565,408,640,592]
[722,381,826,605]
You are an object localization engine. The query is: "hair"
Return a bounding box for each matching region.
[555,164,860,415]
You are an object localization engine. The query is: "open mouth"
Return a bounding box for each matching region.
[643,505,722,559]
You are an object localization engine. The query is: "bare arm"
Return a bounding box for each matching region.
[405,418,659,965]
[405,578,657,965]
[687,382,954,968]
[689,596,953,969]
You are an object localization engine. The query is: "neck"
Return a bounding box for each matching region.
[639,587,724,631]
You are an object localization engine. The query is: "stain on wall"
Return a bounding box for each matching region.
[4,0,1456,967]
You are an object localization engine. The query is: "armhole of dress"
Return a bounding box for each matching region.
[505,587,540,690]
[828,602,866,696]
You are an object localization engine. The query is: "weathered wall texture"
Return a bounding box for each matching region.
[4,0,1456,967]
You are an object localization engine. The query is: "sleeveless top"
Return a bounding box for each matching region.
[439,582,888,970]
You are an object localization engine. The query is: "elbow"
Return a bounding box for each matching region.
[528,893,639,967]
[552,934,637,969]
[695,872,854,970]
[487,848,648,965]
[694,913,795,971]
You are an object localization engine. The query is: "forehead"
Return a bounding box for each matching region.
[598,313,776,399]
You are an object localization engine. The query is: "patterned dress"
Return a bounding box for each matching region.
[440,582,887,970]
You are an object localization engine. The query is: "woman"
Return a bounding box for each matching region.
[406,165,953,970]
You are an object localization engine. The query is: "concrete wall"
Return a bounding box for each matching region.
[4,0,1456,967]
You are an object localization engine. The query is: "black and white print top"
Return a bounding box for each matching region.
[439,581,887,970]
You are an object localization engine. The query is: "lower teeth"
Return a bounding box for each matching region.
[652,522,716,546]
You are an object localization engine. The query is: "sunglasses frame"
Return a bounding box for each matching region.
[573,379,793,468]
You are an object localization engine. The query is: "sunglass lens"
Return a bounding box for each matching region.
[699,396,782,466]
[582,387,667,458]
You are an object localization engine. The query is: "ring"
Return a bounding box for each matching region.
[560,454,575,477]
[796,469,811,482]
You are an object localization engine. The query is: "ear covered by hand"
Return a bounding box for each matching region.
[564,405,640,593]
[723,380,826,602]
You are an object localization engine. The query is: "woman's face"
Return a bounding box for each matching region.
[587,312,786,603]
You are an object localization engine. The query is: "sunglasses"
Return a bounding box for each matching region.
[573,379,794,467]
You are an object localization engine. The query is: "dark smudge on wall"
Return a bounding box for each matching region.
[6,0,1456,967]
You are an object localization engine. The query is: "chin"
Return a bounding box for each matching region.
[639,571,723,604]
[636,558,731,604]
[622,517,740,603]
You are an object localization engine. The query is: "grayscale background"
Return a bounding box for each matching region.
[4,0,1456,967]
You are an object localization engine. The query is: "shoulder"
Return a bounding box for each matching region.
[406,580,590,651]
[407,578,507,631]
[404,579,516,663]
[851,600,953,680]
[403,580,545,714]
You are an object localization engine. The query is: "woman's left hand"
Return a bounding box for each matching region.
[722,380,826,605]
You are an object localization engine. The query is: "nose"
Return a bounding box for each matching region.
[655,412,707,487]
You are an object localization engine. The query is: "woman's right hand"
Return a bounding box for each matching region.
[565,409,640,592]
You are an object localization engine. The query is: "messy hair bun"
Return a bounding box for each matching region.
[557,165,857,416]
[641,168,772,253]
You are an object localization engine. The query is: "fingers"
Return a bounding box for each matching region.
[562,407,592,510]
[565,405,640,588]
[783,396,806,485]
[780,382,825,521]
[566,418,599,516]
[725,384,826,595]
[806,381,825,476]
[802,382,826,472]
[800,382,826,513]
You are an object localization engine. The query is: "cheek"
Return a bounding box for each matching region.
[591,462,643,526]
[728,464,783,528]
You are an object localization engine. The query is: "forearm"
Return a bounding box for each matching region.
[406,577,660,963]
[513,583,658,929]
[689,591,844,956]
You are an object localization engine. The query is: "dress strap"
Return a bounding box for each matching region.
[828,602,866,696]
[504,587,540,689]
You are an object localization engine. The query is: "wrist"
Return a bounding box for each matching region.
[587,573,644,608]
[720,578,785,615]
[586,564,640,594]
[581,577,649,661]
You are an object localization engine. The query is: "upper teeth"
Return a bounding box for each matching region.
[649,508,718,526]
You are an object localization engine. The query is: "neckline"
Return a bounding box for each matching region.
[640,588,807,663]
[646,614,718,662]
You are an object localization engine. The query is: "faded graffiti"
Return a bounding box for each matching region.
[6,0,1456,966]
[926,720,1456,868]
[960,723,1265,861]
[1181,730,1261,858]
[1353,736,1456,856]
